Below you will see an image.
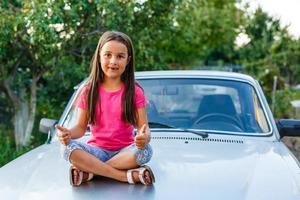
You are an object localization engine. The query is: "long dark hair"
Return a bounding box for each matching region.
[86,31,137,126]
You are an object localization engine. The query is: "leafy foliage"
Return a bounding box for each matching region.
[235,7,300,118]
[0,130,32,167]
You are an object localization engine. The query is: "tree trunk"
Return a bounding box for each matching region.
[24,78,37,146]
[13,92,29,146]
[4,77,38,147]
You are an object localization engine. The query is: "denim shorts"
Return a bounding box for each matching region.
[62,140,153,166]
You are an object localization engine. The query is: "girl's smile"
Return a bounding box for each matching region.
[100,40,130,80]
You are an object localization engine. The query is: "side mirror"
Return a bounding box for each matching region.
[276,119,300,138]
[39,118,58,134]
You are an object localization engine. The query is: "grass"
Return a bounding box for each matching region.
[0,134,32,167]
[292,90,300,99]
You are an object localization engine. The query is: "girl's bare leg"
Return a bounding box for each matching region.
[70,149,127,182]
[106,151,138,169]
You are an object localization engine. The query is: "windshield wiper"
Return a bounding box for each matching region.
[148,121,174,128]
[148,121,209,138]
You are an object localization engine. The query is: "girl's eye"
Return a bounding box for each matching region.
[104,53,111,58]
[118,55,125,59]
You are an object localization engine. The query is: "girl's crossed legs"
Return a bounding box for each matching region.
[63,140,153,185]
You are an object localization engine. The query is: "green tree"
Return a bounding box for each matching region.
[269,36,300,85]
[0,0,180,147]
[236,7,298,117]
[165,0,241,67]
[0,1,93,146]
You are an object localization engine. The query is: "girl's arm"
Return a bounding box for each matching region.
[56,108,89,145]
[69,108,89,139]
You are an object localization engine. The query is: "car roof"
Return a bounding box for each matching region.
[135,70,257,84]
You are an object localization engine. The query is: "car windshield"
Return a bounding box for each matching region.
[62,78,271,136]
[138,78,270,134]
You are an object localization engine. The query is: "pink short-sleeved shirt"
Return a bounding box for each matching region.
[76,83,147,150]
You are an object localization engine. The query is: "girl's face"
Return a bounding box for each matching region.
[100,40,130,80]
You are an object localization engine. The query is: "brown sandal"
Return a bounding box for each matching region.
[69,166,94,186]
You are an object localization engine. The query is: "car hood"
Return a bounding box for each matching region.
[1,133,300,200]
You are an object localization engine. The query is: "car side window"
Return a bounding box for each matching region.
[62,87,83,130]
[252,91,270,132]
[63,101,80,130]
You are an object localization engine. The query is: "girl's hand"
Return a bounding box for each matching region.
[135,124,149,149]
[55,124,71,146]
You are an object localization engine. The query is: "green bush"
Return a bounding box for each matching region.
[292,90,300,99]
[0,131,32,167]
[274,87,293,118]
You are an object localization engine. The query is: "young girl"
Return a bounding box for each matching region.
[55,31,155,186]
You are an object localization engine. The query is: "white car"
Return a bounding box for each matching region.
[1,70,300,200]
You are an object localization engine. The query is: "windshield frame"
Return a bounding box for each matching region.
[136,75,273,137]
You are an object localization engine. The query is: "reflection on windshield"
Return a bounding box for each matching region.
[138,78,270,134]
